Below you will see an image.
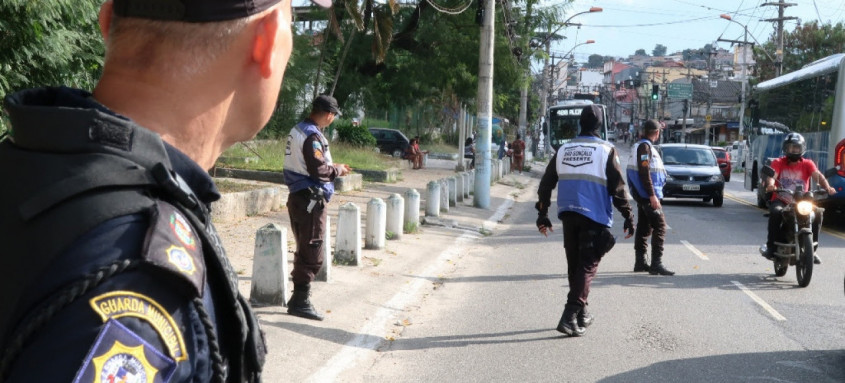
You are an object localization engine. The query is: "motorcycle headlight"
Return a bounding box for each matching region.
[709,174,722,182]
[796,200,814,216]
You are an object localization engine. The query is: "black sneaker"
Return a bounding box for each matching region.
[761,245,774,260]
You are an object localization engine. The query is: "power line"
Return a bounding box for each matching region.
[423,0,473,15]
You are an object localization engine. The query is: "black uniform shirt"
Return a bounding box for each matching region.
[4,87,222,383]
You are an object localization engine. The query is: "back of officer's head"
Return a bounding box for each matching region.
[579,105,603,137]
[102,0,290,77]
[642,119,661,138]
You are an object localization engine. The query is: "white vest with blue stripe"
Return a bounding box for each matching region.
[283,120,336,201]
[555,136,614,227]
[626,139,665,200]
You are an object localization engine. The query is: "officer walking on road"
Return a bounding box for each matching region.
[283,95,351,321]
[626,120,675,275]
[0,0,307,381]
[536,105,636,337]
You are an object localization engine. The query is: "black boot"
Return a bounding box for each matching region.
[633,251,650,272]
[287,284,324,321]
[556,304,586,336]
[649,251,675,276]
[577,306,594,328]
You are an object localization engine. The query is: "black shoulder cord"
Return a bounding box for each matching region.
[0,259,140,381]
[193,297,226,383]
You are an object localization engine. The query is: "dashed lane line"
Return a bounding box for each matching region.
[681,240,709,260]
[731,281,787,321]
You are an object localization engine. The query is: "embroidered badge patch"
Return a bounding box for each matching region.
[73,319,176,383]
[640,154,649,161]
[641,160,649,167]
[143,202,205,296]
[166,245,196,275]
[169,212,196,250]
[90,291,188,362]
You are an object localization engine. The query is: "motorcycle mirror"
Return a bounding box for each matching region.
[761,165,775,178]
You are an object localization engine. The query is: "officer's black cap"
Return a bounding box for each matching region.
[113,0,331,23]
[580,104,603,132]
[643,119,661,132]
[313,95,342,116]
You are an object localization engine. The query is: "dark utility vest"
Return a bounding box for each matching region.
[0,88,265,382]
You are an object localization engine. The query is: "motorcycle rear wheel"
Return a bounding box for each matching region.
[795,233,814,287]
[773,257,788,277]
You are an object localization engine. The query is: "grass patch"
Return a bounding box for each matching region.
[214,179,273,193]
[403,221,419,234]
[218,140,404,172]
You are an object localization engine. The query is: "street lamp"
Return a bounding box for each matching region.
[538,7,602,48]
[549,40,595,102]
[719,14,749,141]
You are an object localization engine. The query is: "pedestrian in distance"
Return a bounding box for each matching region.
[511,134,526,173]
[464,134,476,170]
[536,105,636,337]
[0,0,310,381]
[626,119,675,275]
[283,94,351,321]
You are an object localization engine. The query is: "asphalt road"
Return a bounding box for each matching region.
[332,142,845,383]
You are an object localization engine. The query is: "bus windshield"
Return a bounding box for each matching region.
[547,107,582,150]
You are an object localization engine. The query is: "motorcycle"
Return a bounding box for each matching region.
[759,165,827,287]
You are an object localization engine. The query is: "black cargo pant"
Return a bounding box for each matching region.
[561,212,614,308]
[287,190,327,285]
[634,197,666,256]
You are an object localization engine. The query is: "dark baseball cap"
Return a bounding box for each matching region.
[113,0,331,22]
[313,95,342,116]
[580,104,603,132]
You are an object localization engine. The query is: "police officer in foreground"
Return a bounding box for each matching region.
[283,95,350,321]
[626,120,675,275]
[0,0,312,381]
[536,105,635,337]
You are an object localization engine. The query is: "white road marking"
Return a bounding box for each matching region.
[731,281,787,321]
[306,196,513,382]
[681,240,709,260]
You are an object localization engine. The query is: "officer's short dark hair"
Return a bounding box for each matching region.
[643,119,661,133]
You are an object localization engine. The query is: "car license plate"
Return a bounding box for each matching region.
[682,184,700,191]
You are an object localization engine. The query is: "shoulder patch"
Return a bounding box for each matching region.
[89,291,188,362]
[73,319,177,383]
[143,201,205,296]
[640,154,649,161]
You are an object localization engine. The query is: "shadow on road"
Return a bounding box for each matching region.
[591,271,811,291]
[597,349,845,383]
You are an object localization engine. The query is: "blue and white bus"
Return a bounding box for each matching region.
[744,53,845,211]
[545,99,609,151]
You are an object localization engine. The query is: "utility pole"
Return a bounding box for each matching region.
[763,1,797,77]
[474,0,494,208]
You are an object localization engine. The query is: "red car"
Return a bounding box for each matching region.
[711,147,731,182]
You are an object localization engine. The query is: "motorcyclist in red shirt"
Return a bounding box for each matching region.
[762,133,836,263]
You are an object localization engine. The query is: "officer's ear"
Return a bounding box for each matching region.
[251,8,280,79]
[98,0,114,42]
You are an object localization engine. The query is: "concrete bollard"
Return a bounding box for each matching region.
[455,174,464,202]
[385,194,404,240]
[404,188,420,231]
[439,179,449,213]
[365,198,386,250]
[461,172,470,198]
[426,181,440,217]
[335,202,362,266]
[447,177,457,207]
[316,215,331,282]
[497,159,504,180]
[250,223,288,306]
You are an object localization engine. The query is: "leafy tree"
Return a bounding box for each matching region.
[652,44,667,57]
[756,21,845,81]
[0,0,104,132]
[634,48,647,56]
[586,54,604,68]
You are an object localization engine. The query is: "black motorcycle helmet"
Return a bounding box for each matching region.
[782,132,806,161]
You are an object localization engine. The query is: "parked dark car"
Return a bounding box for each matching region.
[711,146,732,182]
[368,128,410,157]
[658,143,726,207]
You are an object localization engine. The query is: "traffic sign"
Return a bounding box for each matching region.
[667,83,693,99]
[705,114,712,121]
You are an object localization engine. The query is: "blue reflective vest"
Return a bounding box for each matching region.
[555,136,615,227]
[626,139,666,199]
[283,120,336,201]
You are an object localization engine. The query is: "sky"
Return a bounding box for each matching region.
[546,0,845,62]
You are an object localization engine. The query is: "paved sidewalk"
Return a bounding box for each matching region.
[212,158,545,382]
